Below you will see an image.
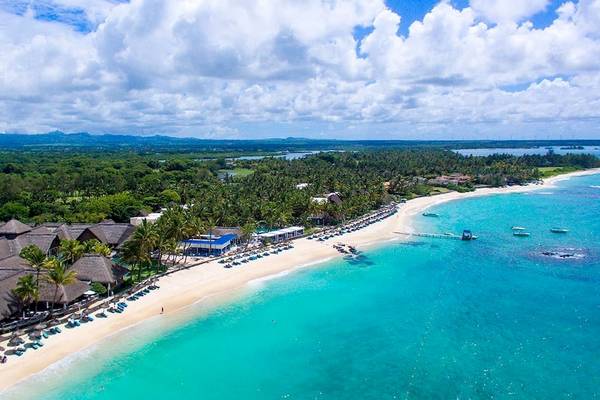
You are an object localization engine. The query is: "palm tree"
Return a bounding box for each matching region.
[82,239,111,257]
[277,209,292,228]
[13,274,39,318]
[159,207,185,265]
[19,244,46,311]
[122,220,158,281]
[181,215,205,264]
[59,239,84,264]
[205,217,218,256]
[240,221,257,249]
[44,258,77,313]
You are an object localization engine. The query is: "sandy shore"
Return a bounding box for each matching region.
[1,167,599,391]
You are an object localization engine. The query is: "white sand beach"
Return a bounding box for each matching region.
[1,167,598,391]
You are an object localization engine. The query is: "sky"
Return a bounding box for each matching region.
[0,0,599,140]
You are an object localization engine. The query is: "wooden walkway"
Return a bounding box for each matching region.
[394,231,466,240]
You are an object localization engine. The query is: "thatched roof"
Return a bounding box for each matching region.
[0,219,31,236]
[71,254,128,284]
[65,224,108,244]
[0,256,34,320]
[14,233,60,255]
[0,272,25,320]
[38,279,89,305]
[0,239,13,260]
[94,223,135,246]
[213,226,242,237]
[0,256,32,273]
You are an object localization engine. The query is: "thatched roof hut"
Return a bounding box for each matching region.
[0,219,32,238]
[0,256,34,320]
[71,254,128,285]
[38,279,89,305]
[94,223,136,247]
[14,233,61,255]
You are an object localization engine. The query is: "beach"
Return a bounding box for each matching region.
[1,167,599,392]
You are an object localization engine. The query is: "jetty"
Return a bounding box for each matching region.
[394,230,477,241]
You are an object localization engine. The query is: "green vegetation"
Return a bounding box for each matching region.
[537,166,580,178]
[218,168,255,177]
[91,282,108,295]
[0,149,597,227]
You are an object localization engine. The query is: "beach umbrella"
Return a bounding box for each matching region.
[29,331,42,340]
[33,323,46,331]
[8,337,23,347]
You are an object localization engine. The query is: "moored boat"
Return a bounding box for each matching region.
[550,228,569,233]
[513,231,531,237]
[511,226,526,231]
[422,213,439,217]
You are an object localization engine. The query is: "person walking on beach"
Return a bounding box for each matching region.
[161,307,164,314]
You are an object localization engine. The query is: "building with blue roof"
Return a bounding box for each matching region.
[182,233,238,256]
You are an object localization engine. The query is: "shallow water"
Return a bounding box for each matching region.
[5,174,600,399]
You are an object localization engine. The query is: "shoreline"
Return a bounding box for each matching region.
[1,167,599,392]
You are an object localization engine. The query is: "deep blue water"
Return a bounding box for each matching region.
[4,174,600,400]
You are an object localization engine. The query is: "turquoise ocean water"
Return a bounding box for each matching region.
[4,174,600,399]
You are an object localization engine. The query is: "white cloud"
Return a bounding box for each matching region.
[470,0,550,24]
[0,0,599,138]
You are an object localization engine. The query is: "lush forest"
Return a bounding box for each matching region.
[0,148,598,227]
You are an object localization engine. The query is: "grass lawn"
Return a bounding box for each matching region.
[538,166,580,178]
[219,168,254,177]
[430,186,451,195]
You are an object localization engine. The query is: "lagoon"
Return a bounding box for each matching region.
[454,146,600,157]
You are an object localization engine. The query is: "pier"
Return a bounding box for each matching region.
[394,231,477,241]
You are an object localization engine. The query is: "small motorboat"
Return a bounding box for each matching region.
[511,226,526,231]
[513,231,531,237]
[422,213,439,217]
[550,228,569,234]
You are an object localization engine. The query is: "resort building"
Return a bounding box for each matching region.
[258,226,304,244]
[0,219,32,240]
[0,219,135,260]
[310,192,343,225]
[182,233,238,256]
[130,211,164,226]
[428,173,472,186]
[0,219,136,323]
[71,254,129,295]
[0,253,127,323]
[0,254,92,323]
[311,192,342,206]
[0,256,33,321]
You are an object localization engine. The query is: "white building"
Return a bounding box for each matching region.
[258,226,304,243]
[130,212,163,226]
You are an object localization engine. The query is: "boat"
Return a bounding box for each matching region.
[513,231,531,237]
[422,213,439,218]
[461,230,478,241]
[550,228,569,233]
[511,226,526,231]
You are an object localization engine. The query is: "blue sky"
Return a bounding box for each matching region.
[0,0,599,139]
[0,0,563,35]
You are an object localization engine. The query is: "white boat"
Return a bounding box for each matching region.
[550,228,569,234]
[511,226,526,231]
